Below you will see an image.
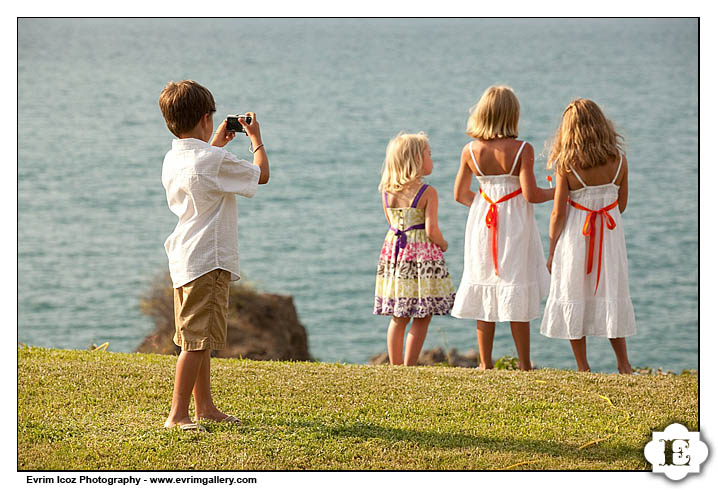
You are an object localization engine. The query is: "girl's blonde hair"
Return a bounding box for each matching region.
[547,98,624,175]
[378,132,428,193]
[466,85,520,140]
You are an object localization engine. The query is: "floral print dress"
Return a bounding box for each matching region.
[374,184,455,318]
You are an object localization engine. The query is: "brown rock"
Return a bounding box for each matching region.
[137,273,313,361]
[368,352,389,365]
[368,347,480,367]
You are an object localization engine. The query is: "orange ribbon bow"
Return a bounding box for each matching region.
[481,188,523,276]
[569,199,619,294]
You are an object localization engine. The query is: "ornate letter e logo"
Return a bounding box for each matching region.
[644,423,708,481]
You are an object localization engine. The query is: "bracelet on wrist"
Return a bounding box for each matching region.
[249,142,265,154]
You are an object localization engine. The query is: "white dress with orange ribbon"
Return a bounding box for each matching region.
[540,155,636,339]
[451,140,550,322]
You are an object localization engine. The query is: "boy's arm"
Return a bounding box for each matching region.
[239,112,269,184]
[217,153,261,198]
[210,119,236,148]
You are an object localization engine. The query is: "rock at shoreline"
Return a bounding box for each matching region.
[137,274,313,361]
[369,347,480,368]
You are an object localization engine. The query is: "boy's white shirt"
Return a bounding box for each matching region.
[161,137,260,288]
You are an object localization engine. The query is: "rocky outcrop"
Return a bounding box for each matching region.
[137,274,313,361]
[369,347,481,368]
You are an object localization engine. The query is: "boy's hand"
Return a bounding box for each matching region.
[239,112,262,146]
[210,119,236,147]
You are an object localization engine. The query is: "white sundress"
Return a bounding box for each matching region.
[540,155,636,339]
[451,140,550,322]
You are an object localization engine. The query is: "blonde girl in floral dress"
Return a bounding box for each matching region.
[374,132,455,366]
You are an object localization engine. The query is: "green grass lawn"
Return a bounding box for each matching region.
[18,347,697,471]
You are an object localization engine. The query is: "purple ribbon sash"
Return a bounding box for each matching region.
[389,223,426,265]
[384,184,429,267]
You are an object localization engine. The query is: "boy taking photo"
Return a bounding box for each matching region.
[158,80,269,431]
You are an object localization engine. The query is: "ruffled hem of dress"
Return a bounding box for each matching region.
[373,295,456,317]
[540,298,636,339]
[450,282,545,322]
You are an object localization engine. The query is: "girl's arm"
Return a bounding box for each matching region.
[617,156,629,213]
[518,143,555,203]
[454,146,476,207]
[547,170,569,272]
[424,186,448,252]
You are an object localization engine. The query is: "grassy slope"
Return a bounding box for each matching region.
[18,347,697,471]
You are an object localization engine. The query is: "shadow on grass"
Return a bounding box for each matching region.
[251,417,642,464]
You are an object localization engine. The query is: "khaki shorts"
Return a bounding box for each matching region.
[173,269,231,351]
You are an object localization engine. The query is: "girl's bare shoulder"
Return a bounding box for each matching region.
[615,154,629,185]
[461,141,476,157]
[519,140,534,159]
[417,184,438,209]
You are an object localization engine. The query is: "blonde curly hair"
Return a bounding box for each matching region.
[547,98,624,175]
[378,132,428,193]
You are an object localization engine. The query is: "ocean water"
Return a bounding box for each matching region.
[17,18,698,373]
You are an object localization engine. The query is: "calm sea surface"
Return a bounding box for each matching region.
[17,19,698,372]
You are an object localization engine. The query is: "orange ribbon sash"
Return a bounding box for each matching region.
[568,199,619,294]
[481,188,523,276]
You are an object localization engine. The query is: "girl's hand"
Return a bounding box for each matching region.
[546,253,553,273]
[440,240,448,252]
[210,119,236,147]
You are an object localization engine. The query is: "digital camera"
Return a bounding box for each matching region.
[226,114,252,133]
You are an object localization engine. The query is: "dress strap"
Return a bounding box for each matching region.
[411,184,429,208]
[508,140,527,175]
[612,152,624,184]
[569,165,588,188]
[468,142,484,176]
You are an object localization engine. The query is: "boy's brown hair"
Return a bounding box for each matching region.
[159,80,216,137]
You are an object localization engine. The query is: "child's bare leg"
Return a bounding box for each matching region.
[387,316,410,365]
[609,338,633,374]
[192,349,228,421]
[476,320,496,369]
[404,316,431,366]
[569,337,590,372]
[165,349,205,427]
[509,321,532,371]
